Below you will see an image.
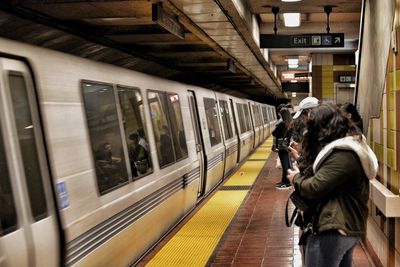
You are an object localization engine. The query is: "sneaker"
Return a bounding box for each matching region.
[276,183,292,189]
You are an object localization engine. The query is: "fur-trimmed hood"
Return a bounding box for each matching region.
[313,135,378,180]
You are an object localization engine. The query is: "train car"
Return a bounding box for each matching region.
[231,97,254,162]
[0,37,275,267]
[249,101,264,148]
[215,92,239,178]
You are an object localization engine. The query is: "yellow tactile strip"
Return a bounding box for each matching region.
[146,137,273,267]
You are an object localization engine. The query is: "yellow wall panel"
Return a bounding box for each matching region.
[374,142,384,162]
[322,65,334,71]
[388,130,396,149]
[388,91,395,111]
[388,72,394,91]
[387,148,395,169]
[389,110,395,130]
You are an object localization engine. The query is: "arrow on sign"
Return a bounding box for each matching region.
[334,37,341,44]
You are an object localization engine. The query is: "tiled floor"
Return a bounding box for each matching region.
[138,151,376,267]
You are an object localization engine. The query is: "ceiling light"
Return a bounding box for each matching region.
[288,58,298,65]
[283,13,301,27]
[288,64,298,69]
[282,73,295,79]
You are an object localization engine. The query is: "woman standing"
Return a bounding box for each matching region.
[272,107,293,189]
[288,104,377,267]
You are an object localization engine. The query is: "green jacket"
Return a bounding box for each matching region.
[294,136,378,236]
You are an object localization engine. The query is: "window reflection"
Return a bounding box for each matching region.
[148,91,188,168]
[204,98,221,146]
[82,82,128,194]
[118,87,152,178]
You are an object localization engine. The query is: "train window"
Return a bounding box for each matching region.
[82,82,128,195]
[0,123,18,236]
[219,100,233,139]
[219,100,233,140]
[256,106,263,126]
[262,107,269,124]
[252,105,260,127]
[167,93,188,160]
[8,72,48,221]
[148,91,188,168]
[117,86,152,179]
[243,104,252,131]
[236,103,245,134]
[203,98,222,146]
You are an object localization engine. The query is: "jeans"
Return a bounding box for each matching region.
[278,150,291,184]
[304,230,360,267]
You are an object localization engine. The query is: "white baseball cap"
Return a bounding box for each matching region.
[293,97,319,119]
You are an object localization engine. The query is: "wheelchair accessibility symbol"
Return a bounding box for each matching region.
[322,35,332,45]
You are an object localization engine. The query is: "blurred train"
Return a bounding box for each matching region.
[0,37,277,267]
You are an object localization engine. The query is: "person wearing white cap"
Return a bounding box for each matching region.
[293,96,320,120]
[289,96,319,164]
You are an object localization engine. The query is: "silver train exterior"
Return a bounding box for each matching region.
[0,37,277,267]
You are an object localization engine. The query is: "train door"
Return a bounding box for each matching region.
[229,99,241,163]
[188,91,206,197]
[0,58,61,267]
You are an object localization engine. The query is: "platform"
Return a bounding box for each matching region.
[137,138,375,267]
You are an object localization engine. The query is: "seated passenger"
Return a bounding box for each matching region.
[95,142,122,189]
[129,132,151,176]
[159,125,174,166]
[137,128,150,152]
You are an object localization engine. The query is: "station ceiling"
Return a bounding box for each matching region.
[0,1,361,103]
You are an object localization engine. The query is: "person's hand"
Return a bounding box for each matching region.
[287,146,300,160]
[290,141,301,152]
[287,166,300,185]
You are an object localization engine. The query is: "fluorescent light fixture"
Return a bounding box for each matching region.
[290,81,298,83]
[283,13,301,27]
[282,73,295,79]
[288,58,298,65]
[288,64,298,69]
[282,0,302,2]
[292,92,297,97]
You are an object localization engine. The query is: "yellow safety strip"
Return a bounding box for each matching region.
[146,137,273,267]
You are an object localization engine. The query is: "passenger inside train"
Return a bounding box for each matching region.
[95,142,124,190]
[128,131,151,177]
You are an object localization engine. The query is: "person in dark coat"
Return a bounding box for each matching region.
[287,104,378,267]
[272,107,292,189]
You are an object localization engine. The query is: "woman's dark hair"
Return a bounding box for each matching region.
[340,102,363,131]
[279,108,292,137]
[299,103,361,176]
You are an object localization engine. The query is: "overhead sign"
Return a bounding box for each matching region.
[260,33,344,48]
[339,75,355,83]
[281,71,311,81]
[152,3,185,39]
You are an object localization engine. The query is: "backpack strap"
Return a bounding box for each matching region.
[285,193,300,227]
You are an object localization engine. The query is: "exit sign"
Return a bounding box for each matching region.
[260,33,344,48]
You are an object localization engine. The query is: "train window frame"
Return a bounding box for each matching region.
[0,120,18,236]
[7,71,48,222]
[218,100,234,140]
[203,97,222,147]
[236,103,246,134]
[147,89,188,169]
[117,85,153,180]
[262,107,269,124]
[81,80,129,196]
[243,104,251,132]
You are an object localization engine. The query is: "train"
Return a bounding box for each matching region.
[0,37,277,267]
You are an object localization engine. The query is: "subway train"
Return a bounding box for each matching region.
[0,37,277,267]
